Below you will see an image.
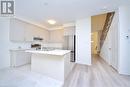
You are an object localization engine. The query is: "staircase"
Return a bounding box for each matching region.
[100,12,115,48]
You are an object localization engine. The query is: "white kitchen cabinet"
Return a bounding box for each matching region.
[24,24,35,41]
[10,19,25,42]
[10,50,31,67]
[40,29,50,42]
[25,28,50,42]
[10,18,49,42]
[64,26,75,36]
[35,28,42,38]
[50,29,64,43]
[24,23,48,42]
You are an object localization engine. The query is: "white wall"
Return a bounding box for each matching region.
[118,5,130,75]
[100,33,110,63]
[76,18,91,65]
[109,11,119,70]
[100,11,119,70]
[0,18,10,69]
[100,5,130,75]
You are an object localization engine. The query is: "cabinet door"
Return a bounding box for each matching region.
[10,19,25,42]
[64,27,75,36]
[39,29,49,42]
[31,26,40,38]
[38,28,45,40]
[50,29,64,43]
[33,26,49,40]
[10,51,31,67]
[24,24,34,42]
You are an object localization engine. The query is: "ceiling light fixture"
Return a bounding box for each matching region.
[47,20,56,25]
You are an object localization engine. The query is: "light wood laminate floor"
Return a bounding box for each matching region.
[63,55,130,87]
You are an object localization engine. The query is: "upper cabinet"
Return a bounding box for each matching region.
[49,29,64,43]
[10,18,49,42]
[64,26,75,36]
[38,28,49,42]
[24,24,36,42]
[10,18,75,43]
[10,19,25,42]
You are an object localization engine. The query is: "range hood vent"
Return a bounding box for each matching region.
[33,37,43,41]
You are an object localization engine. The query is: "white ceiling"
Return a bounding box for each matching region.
[15,0,130,29]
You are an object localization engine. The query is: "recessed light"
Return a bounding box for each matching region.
[47,20,56,25]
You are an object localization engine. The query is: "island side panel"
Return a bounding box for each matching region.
[64,52,75,80]
[31,54,64,82]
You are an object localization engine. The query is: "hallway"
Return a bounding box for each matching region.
[64,55,130,87]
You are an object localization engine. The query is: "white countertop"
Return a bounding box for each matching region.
[25,49,71,56]
[10,49,27,51]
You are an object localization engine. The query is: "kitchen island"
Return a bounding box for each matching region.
[26,50,75,84]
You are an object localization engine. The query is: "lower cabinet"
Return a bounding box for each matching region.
[10,50,31,67]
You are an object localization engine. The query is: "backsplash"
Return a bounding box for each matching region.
[10,42,63,50]
[42,43,63,49]
[10,41,32,50]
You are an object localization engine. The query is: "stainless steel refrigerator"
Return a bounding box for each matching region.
[63,35,76,62]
